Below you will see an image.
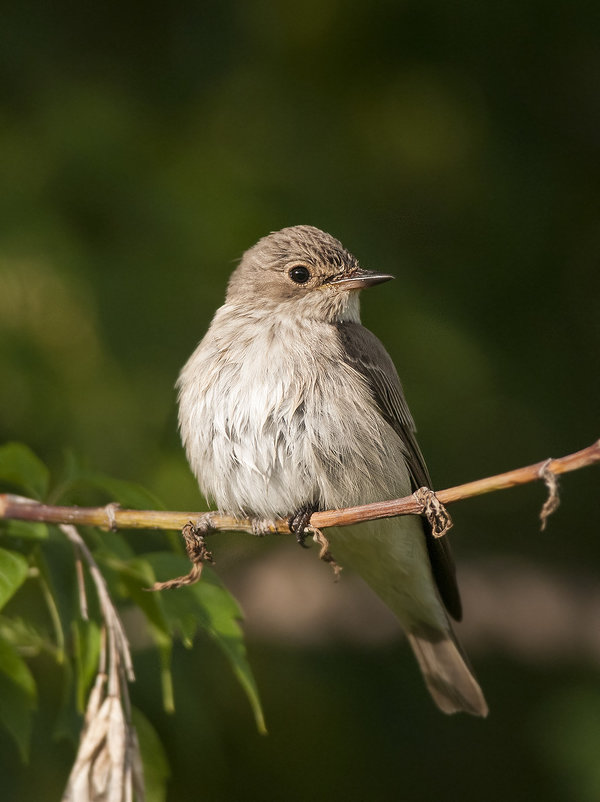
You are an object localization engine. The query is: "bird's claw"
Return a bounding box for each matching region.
[288,505,316,547]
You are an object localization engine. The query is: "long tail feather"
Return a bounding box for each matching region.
[406,630,488,716]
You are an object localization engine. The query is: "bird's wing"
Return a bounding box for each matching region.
[335,321,462,620]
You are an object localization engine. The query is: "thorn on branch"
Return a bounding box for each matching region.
[413,487,453,539]
[538,459,560,531]
[149,516,216,591]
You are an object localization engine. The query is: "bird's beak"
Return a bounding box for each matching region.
[328,268,395,290]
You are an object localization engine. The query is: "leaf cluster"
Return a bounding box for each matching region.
[0,442,265,799]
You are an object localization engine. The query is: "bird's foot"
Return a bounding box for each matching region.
[288,504,317,547]
[288,505,342,579]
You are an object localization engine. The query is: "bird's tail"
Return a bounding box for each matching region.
[405,629,488,717]
[328,517,488,716]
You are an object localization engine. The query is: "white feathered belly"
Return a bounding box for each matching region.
[178,321,448,632]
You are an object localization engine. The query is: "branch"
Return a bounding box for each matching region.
[0,440,598,535]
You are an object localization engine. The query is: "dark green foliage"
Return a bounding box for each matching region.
[1,2,599,798]
[0,444,264,796]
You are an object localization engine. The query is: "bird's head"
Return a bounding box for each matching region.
[225,225,393,323]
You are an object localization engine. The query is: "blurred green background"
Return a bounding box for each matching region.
[1,0,600,799]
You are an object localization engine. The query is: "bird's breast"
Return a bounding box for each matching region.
[178,316,411,518]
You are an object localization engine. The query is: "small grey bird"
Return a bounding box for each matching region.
[178,225,487,716]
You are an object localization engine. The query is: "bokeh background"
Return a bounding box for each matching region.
[2,1,600,799]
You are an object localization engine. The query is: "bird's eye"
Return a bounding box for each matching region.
[288,265,311,284]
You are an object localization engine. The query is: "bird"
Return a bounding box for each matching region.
[177,224,488,716]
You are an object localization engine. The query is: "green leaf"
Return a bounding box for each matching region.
[145,552,267,734]
[0,548,29,611]
[50,452,166,511]
[83,473,165,510]
[107,556,175,713]
[34,537,81,663]
[52,653,80,745]
[0,442,49,500]
[92,529,136,563]
[0,615,57,659]
[0,635,37,760]
[131,707,170,802]
[72,619,101,713]
[1,519,48,541]
[112,557,171,644]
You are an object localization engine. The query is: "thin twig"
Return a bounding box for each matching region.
[74,546,89,621]
[1,440,598,534]
[59,524,134,681]
[149,520,215,591]
[308,525,343,580]
[60,524,143,802]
